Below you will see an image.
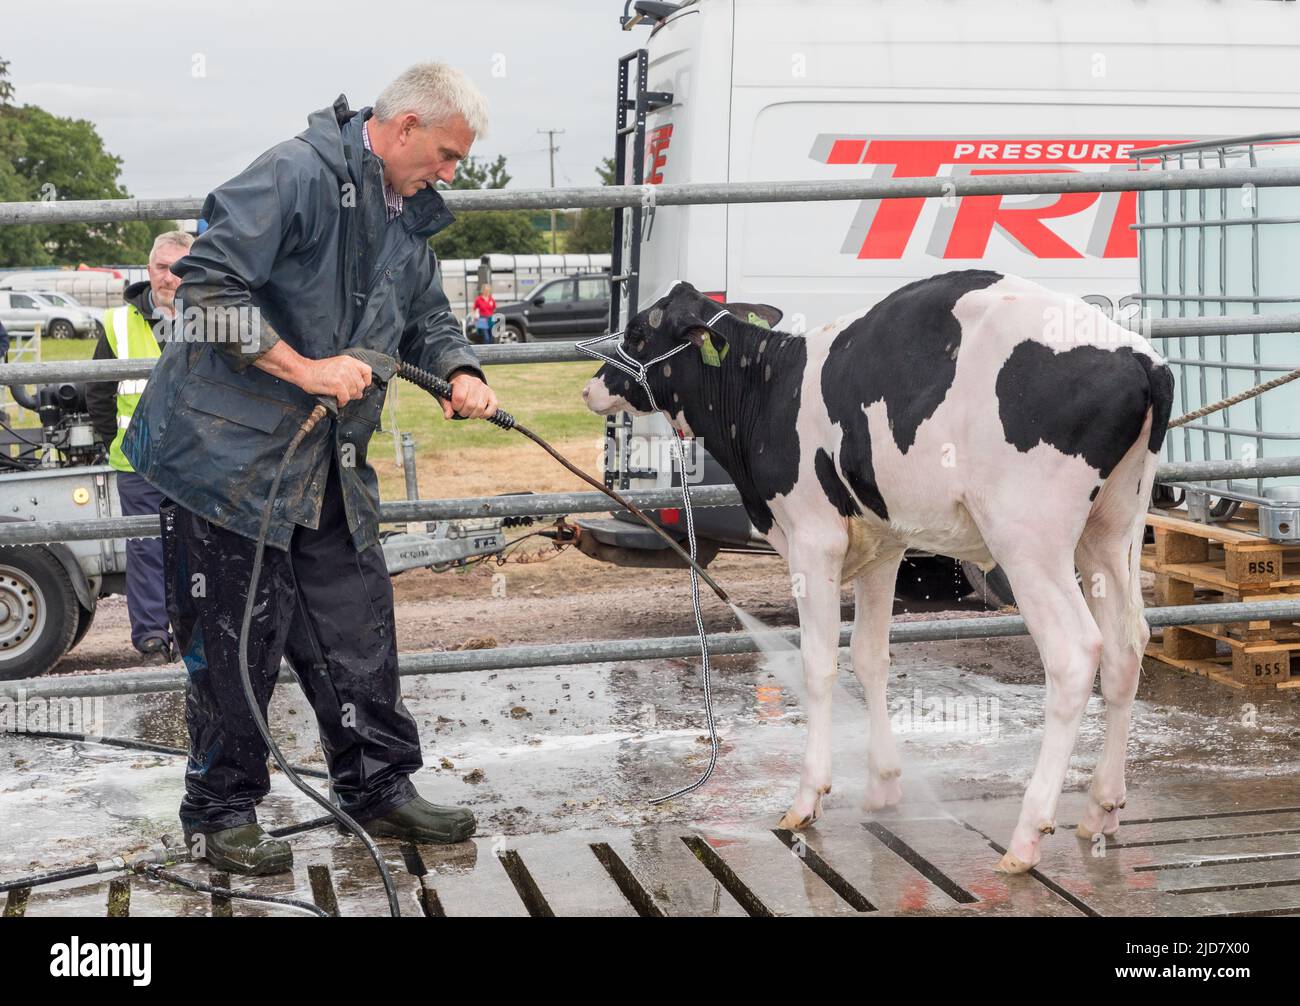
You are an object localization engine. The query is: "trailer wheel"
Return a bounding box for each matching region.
[895,555,975,602]
[0,547,80,681]
[960,560,1017,608]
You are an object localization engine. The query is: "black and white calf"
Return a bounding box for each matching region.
[583,271,1174,873]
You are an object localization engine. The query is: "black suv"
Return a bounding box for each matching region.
[481,273,610,343]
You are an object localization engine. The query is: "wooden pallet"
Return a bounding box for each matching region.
[1143,507,1300,689]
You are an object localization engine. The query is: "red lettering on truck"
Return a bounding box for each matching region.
[810,136,1177,260]
[646,124,673,184]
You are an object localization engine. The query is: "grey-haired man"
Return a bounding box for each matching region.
[124,63,497,875]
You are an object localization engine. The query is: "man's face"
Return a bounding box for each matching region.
[148,244,187,311]
[384,112,475,197]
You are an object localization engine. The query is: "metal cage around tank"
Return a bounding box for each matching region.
[1132,132,1300,500]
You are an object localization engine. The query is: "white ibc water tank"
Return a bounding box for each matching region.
[1135,134,1300,490]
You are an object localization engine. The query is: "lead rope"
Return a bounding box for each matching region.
[576,308,731,803]
[1166,363,1300,429]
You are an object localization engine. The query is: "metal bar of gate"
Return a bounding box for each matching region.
[5,597,1294,701]
[4,313,1300,388]
[5,165,1300,226]
[0,340,598,384]
[3,597,1297,701]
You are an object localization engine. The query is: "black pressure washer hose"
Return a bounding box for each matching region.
[397,360,731,603]
[238,395,406,915]
[236,356,734,918]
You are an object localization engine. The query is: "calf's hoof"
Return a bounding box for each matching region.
[1075,820,1120,841]
[994,850,1037,875]
[778,789,826,831]
[1078,795,1125,840]
[778,807,820,830]
[862,774,903,812]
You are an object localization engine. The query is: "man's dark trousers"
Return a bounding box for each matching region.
[116,470,171,651]
[161,457,421,835]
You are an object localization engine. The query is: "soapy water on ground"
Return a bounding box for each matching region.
[3,608,1299,876]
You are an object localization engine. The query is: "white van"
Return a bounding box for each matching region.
[0,269,129,313]
[577,0,1300,591]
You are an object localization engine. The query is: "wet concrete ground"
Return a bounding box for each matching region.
[3,629,1299,916]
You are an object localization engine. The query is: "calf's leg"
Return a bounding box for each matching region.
[778,527,848,830]
[1073,446,1156,841]
[1074,527,1146,843]
[851,550,906,810]
[997,552,1102,872]
[968,504,1103,873]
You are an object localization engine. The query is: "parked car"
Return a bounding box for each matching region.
[481,273,610,343]
[34,291,105,339]
[0,290,102,339]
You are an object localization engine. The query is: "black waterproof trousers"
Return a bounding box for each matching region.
[161,458,421,835]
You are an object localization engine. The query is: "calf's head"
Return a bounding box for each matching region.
[582,281,782,426]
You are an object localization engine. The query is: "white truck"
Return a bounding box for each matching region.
[574,0,1300,600]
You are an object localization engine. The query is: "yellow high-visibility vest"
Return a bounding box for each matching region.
[103,304,161,473]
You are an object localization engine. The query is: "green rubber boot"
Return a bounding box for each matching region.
[186,823,293,876]
[342,796,476,845]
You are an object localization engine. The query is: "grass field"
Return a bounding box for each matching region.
[33,337,100,362]
[13,337,608,498]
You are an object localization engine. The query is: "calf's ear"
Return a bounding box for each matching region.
[682,321,729,367]
[724,301,783,328]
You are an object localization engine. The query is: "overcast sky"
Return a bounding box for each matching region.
[4,0,637,199]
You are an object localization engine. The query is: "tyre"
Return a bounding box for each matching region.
[960,560,1017,607]
[47,318,76,340]
[0,547,81,681]
[69,599,97,654]
[496,323,525,344]
[92,319,106,340]
[894,554,975,602]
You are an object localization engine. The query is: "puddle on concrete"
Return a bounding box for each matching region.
[3,635,1298,879]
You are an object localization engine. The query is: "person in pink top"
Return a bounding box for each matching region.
[473,284,497,343]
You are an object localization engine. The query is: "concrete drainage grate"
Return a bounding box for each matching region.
[8,791,1300,916]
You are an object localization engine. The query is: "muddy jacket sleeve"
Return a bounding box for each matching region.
[399,251,486,421]
[171,153,312,373]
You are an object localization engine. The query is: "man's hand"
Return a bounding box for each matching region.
[255,341,372,408]
[302,356,373,408]
[443,371,497,421]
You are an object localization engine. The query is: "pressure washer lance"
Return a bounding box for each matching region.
[398,358,731,603]
[395,353,731,803]
[391,351,733,803]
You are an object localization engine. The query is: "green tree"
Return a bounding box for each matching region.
[0,58,171,268]
[0,59,35,259]
[565,157,615,255]
[428,153,546,261]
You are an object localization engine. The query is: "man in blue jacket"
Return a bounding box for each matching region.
[124,63,498,875]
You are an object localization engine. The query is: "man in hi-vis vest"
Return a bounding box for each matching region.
[87,231,192,663]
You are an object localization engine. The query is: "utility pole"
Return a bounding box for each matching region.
[538,128,565,253]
